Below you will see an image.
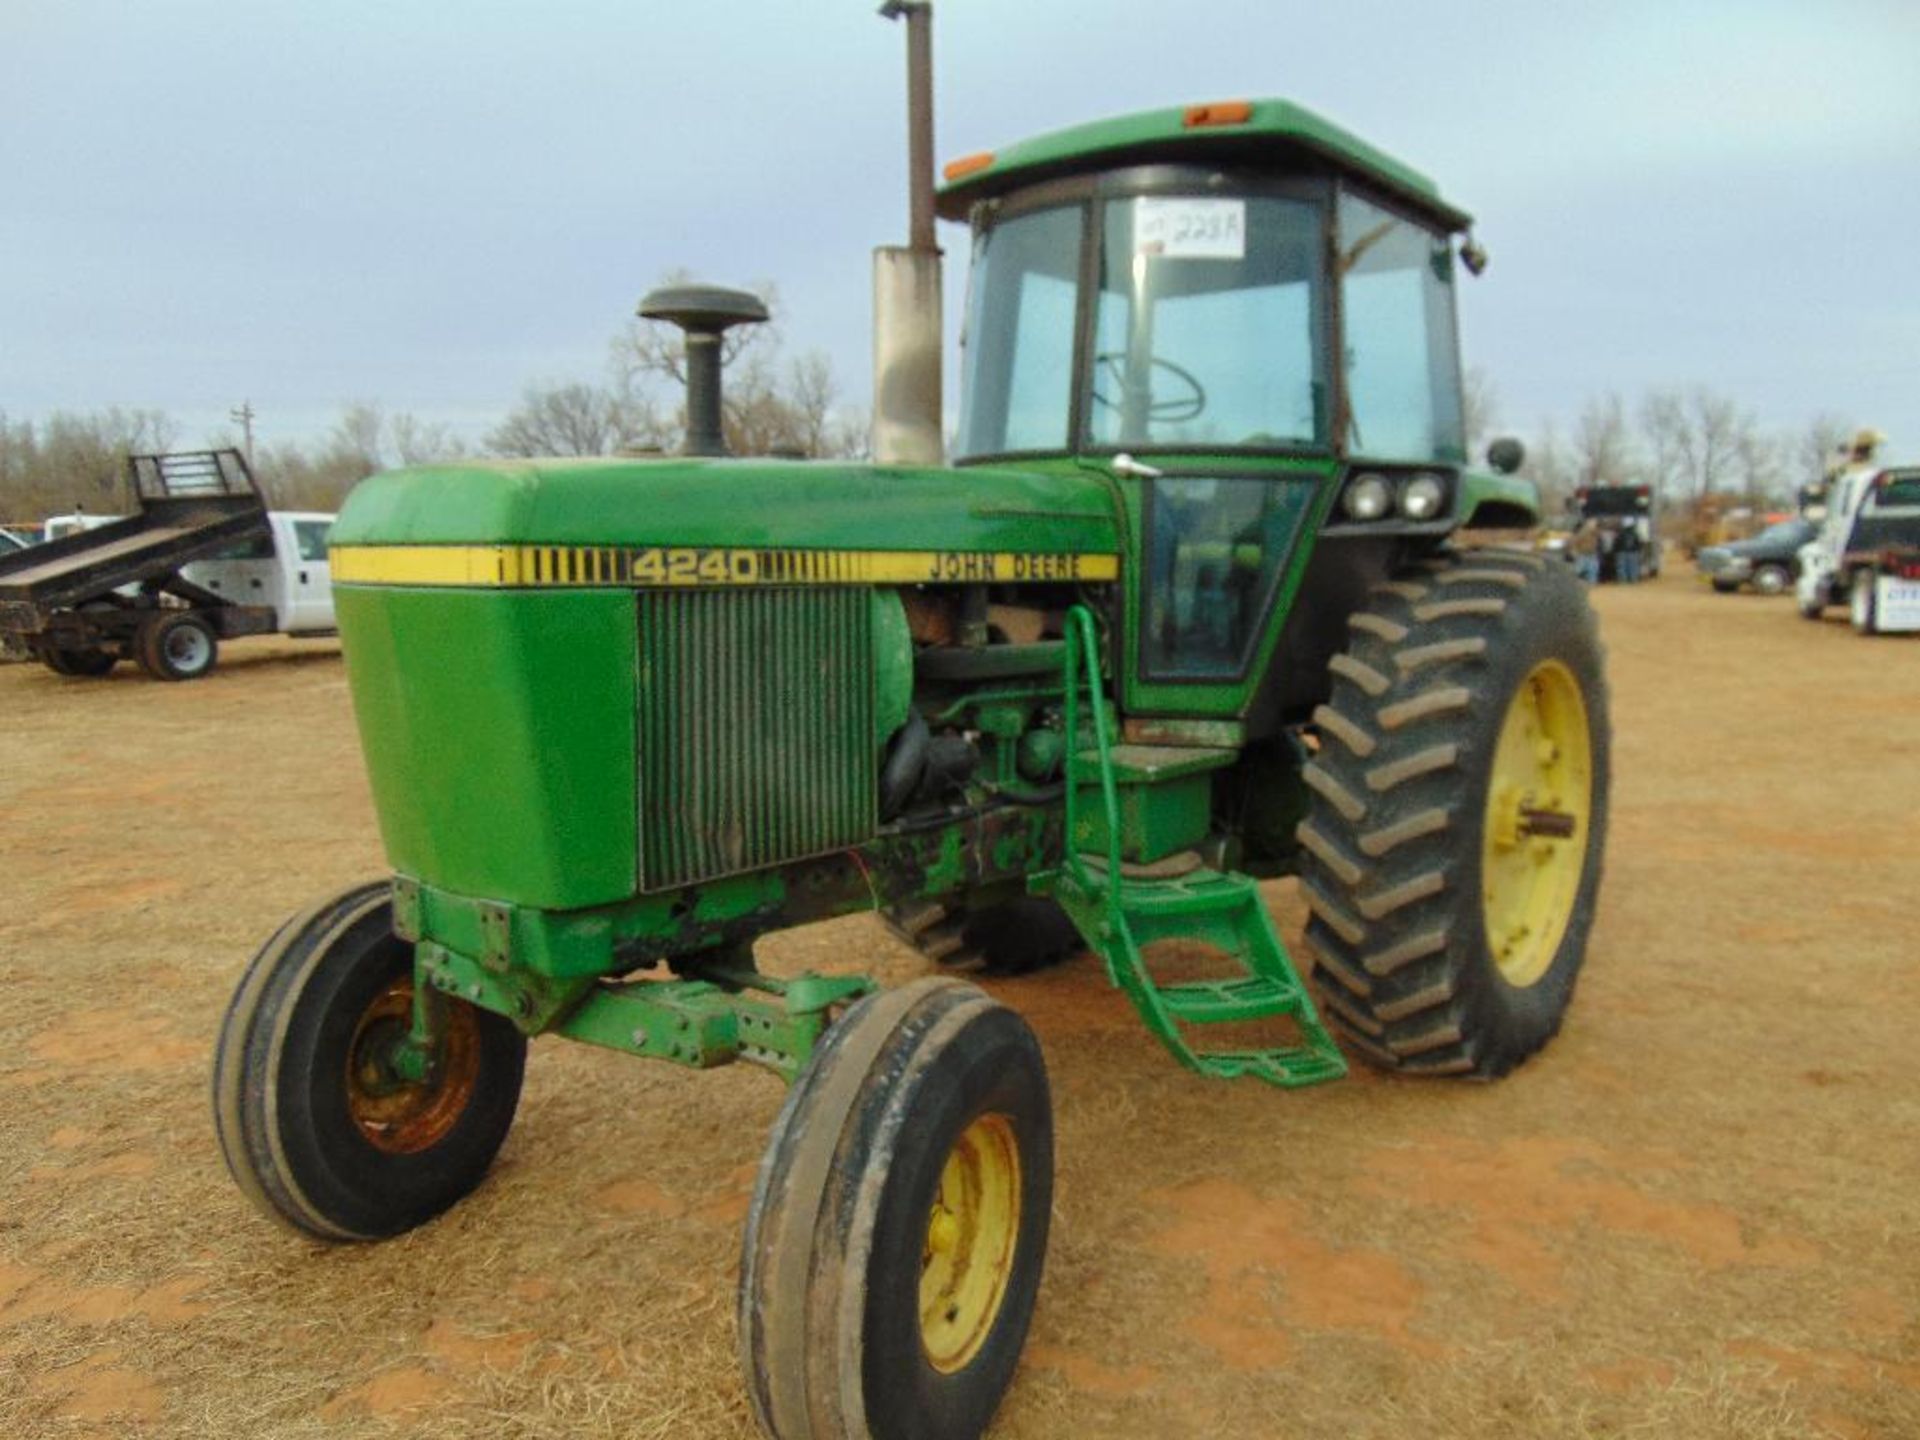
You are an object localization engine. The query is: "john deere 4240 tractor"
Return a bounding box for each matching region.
[215,95,1607,1440]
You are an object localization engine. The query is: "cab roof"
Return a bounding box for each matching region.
[936,97,1472,232]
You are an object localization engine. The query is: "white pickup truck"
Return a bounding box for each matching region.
[0,451,337,680]
[1797,464,1920,635]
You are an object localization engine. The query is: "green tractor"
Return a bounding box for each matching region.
[214,93,1608,1440]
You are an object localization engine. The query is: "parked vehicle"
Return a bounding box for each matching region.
[1695,517,1818,595]
[0,450,335,679]
[214,76,1610,1440]
[0,529,28,555]
[1572,484,1660,579]
[40,512,117,544]
[1797,464,1920,634]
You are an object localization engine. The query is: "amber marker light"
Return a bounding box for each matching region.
[942,151,995,181]
[1183,100,1254,128]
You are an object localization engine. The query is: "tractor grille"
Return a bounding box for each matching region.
[636,588,875,891]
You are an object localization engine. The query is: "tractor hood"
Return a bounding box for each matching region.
[330,456,1120,558]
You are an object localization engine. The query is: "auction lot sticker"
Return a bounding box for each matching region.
[1135,197,1246,259]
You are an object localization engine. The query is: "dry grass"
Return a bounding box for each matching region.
[1,583,1917,1438]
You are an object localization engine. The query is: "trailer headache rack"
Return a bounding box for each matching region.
[129,449,262,503]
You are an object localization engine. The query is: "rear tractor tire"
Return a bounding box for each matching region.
[1297,549,1610,1079]
[740,977,1052,1440]
[139,611,218,681]
[883,894,1083,977]
[212,880,527,1240]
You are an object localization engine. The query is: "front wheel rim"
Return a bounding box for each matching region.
[1481,659,1594,988]
[920,1112,1022,1374]
[344,979,481,1154]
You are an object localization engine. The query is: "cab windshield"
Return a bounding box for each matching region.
[956,190,1330,459]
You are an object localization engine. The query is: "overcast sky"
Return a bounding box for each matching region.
[5,0,1918,464]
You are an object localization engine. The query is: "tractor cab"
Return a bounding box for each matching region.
[937,100,1530,719]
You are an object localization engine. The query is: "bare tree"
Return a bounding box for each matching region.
[1461,365,1499,457]
[1797,412,1853,483]
[1731,424,1787,503]
[327,401,387,477]
[389,413,467,467]
[1640,386,1740,498]
[0,407,178,518]
[1519,418,1578,517]
[485,381,667,458]
[1573,393,1637,486]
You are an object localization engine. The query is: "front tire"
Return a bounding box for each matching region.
[1296,550,1610,1078]
[1850,570,1880,635]
[212,881,527,1240]
[740,978,1052,1440]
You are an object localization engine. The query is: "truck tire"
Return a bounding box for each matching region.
[1296,549,1610,1079]
[212,880,527,1240]
[139,611,218,680]
[1850,570,1880,635]
[883,894,1083,976]
[740,978,1051,1440]
[43,647,116,677]
[1751,563,1790,596]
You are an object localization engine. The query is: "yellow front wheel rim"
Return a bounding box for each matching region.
[920,1113,1021,1374]
[1481,659,1593,988]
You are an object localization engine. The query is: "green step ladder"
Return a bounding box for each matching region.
[1048,606,1347,1089]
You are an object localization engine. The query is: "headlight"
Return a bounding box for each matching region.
[1400,474,1446,520]
[1342,473,1391,520]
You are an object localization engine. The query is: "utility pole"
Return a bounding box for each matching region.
[229,401,256,468]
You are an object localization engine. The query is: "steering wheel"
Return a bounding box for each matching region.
[1090,352,1207,424]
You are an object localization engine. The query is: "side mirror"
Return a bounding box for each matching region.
[1486,437,1525,475]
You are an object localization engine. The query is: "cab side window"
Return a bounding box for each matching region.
[294,521,332,564]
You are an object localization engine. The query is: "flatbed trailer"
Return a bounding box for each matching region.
[0,450,278,678]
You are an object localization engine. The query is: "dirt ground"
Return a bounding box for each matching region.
[1,574,1916,1440]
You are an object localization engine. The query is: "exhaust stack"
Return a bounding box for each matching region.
[637,284,769,457]
[872,1,943,466]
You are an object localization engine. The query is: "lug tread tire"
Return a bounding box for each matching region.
[740,977,1053,1440]
[1297,551,1611,1080]
[211,881,527,1241]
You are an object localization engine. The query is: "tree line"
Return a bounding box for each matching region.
[0,278,865,521]
[3,319,1849,528]
[1469,373,1852,518]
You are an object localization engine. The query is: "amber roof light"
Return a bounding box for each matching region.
[942,150,995,181]
[1183,100,1254,128]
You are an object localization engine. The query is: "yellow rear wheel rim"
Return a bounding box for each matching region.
[1481,659,1593,988]
[920,1113,1021,1374]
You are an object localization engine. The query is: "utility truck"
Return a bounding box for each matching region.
[1797,463,1920,634]
[215,85,1610,1440]
[1572,482,1660,580]
[0,450,335,679]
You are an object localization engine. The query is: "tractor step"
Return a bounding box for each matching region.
[1053,606,1345,1090]
[1053,864,1348,1088]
